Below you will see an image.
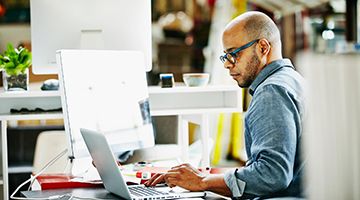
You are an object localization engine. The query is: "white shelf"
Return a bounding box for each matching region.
[0,90,60,98]
[0,85,242,117]
[149,85,242,116]
[0,85,240,96]
[151,108,241,116]
[8,165,33,174]
[0,112,63,120]
[0,86,62,115]
[148,85,240,94]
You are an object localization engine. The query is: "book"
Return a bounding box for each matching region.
[34,174,103,190]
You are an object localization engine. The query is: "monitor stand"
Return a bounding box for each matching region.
[80,29,104,50]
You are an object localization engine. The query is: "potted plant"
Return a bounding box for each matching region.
[0,44,32,91]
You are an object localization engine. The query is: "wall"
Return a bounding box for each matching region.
[0,24,30,52]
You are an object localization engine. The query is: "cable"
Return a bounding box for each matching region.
[27,153,73,192]
[69,196,113,200]
[10,149,68,200]
[11,149,111,200]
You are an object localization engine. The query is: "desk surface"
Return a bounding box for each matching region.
[21,187,229,200]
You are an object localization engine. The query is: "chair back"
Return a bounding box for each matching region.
[33,131,69,174]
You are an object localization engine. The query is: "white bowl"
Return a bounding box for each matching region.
[182,73,210,87]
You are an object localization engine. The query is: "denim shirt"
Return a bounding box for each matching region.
[224,59,306,199]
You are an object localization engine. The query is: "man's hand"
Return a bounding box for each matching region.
[144,163,207,191]
[144,173,167,187]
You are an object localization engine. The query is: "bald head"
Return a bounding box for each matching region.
[223,11,281,49]
[221,11,283,87]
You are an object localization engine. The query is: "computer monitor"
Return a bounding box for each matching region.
[30,0,152,74]
[56,50,155,159]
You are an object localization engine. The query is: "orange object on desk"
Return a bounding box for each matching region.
[35,174,103,190]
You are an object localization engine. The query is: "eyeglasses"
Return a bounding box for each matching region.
[220,39,259,64]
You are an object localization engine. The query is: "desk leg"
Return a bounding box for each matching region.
[200,114,210,168]
[1,120,8,199]
[178,115,189,163]
[180,115,211,168]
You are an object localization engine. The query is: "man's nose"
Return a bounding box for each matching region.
[223,60,233,69]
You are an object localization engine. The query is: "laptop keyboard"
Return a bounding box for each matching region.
[129,186,168,197]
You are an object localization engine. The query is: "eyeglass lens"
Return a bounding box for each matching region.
[226,54,236,64]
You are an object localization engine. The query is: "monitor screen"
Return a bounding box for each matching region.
[30,0,152,74]
[56,50,155,159]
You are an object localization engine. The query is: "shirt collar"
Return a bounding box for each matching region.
[249,58,294,95]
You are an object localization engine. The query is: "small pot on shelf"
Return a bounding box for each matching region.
[2,68,29,91]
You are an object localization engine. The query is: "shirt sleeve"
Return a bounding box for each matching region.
[224,169,246,197]
[233,84,300,197]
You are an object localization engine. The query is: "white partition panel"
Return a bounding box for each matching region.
[298,52,360,199]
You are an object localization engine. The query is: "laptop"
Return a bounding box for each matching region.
[80,128,206,200]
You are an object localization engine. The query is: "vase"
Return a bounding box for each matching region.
[2,68,29,91]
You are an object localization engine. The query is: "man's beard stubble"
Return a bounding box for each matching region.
[238,52,261,88]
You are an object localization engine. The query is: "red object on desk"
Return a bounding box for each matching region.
[35,174,103,190]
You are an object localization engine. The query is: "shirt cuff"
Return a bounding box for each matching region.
[224,168,246,198]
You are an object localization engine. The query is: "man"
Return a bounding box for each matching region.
[145,11,305,199]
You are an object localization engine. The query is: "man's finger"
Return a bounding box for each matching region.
[144,173,163,186]
[164,171,180,177]
[168,168,179,173]
[170,165,182,170]
[149,174,165,186]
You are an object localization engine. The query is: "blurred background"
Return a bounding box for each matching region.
[1,0,358,83]
[0,0,359,199]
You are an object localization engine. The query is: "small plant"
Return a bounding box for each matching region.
[0,44,32,91]
[0,43,32,76]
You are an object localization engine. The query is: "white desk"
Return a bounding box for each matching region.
[148,85,242,167]
[0,83,242,199]
[21,187,229,199]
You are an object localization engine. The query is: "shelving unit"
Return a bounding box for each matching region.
[0,84,242,199]
[0,83,63,199]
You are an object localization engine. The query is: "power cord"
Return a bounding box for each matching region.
[26,153,73,192]
[10,149,69,200]
[11,149,111,200]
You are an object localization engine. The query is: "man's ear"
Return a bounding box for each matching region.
[258,39,271,55]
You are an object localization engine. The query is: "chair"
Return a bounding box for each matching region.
[33,131,69,174]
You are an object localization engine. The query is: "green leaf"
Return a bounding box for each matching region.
[5,62,15,69]
[5,68,16,76]
[0,43,32,75]
[18,63,24,70]
[0,55,3,67]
